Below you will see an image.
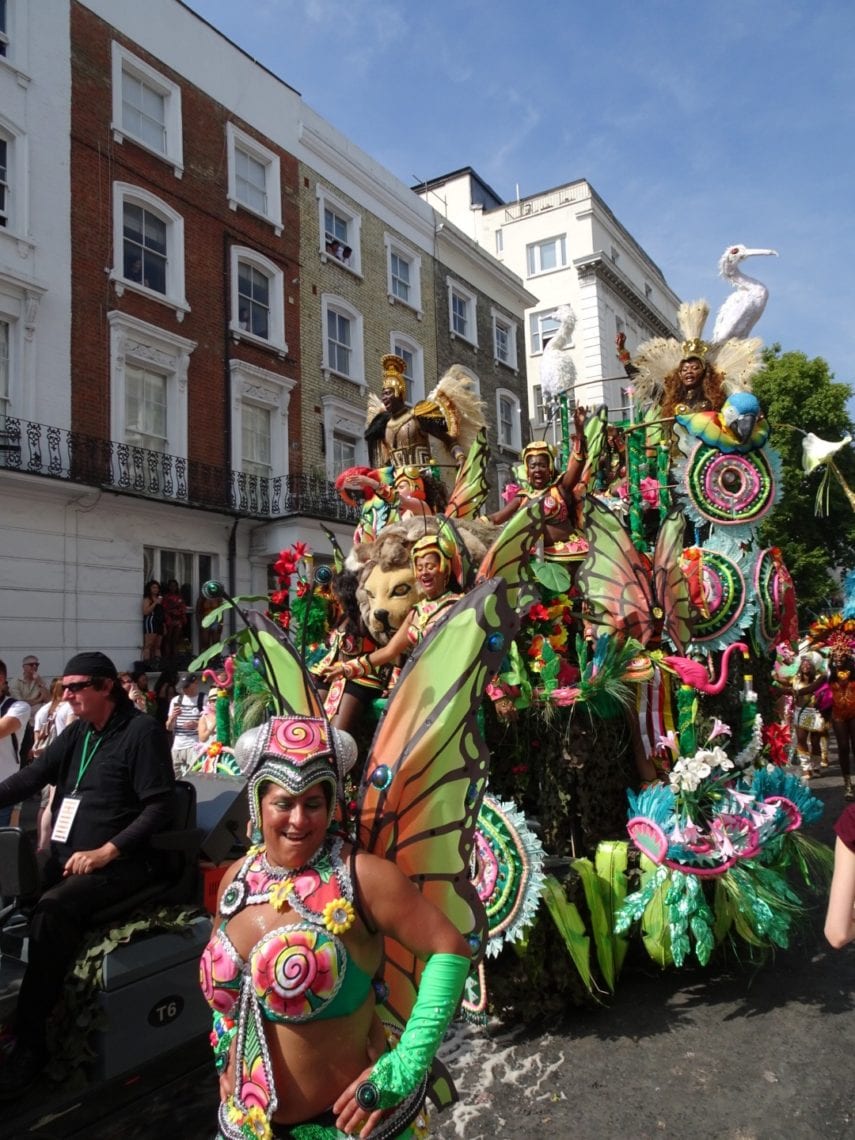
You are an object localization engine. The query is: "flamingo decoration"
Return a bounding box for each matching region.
[661,642,749,695]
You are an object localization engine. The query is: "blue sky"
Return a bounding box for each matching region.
[188,0,854,407]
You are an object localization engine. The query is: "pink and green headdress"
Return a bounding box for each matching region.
[235,714,357,830]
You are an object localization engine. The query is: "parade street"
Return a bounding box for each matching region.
[67,772,852,1140]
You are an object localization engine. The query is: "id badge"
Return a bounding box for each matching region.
[52,795,81,843]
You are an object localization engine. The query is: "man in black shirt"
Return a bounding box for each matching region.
[0,651,175,1097]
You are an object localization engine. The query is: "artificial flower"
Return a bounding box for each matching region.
[501,482,521,503]
[270,589,289,607]
[640,476,660,506]
[292,540,310,560]
[322,897,355,935]
[269,879,295,911]
[656,730,680,760]
[706,718,732,742]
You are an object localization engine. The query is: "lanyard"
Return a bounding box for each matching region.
[73,729,104,794]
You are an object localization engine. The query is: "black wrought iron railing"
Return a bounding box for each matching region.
[0,417,356,523]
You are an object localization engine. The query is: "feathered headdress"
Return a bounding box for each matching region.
[630,299,763,409]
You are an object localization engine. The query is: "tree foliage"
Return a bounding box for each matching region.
[752,345,855,623]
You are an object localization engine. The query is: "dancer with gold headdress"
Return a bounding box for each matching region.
[323,531,460,687]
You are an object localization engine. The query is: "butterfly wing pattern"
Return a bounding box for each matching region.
[577,502,693,653]
[357,579,519,1032]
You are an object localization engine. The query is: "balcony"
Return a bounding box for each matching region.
[0,417,356,523]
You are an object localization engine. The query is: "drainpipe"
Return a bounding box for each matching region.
[224,232,237,637]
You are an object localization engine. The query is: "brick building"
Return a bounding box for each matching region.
[0,0,533,673]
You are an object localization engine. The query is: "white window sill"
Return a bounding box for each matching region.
[230,324,288,359]
[0,55,30,88]
[111,126,184,179]
[322,366,365,388]
[495,357,518,374]
[227,196,283,236]
[319,250,361,278]
[450,330,478,350]
[387,294,423,321]
[111,273,191,321]
[526,265,568,281]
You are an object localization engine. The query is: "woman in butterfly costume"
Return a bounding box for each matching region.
[199,577,516,1139]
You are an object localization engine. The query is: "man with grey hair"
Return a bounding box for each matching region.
[10,654,50,713]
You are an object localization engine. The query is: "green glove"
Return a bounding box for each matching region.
[356,952,469,1112]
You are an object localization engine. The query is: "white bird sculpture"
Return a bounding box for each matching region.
[711,244,778,344]
[539,304,577,401]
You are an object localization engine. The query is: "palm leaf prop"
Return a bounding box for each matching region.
[540,874,594,993]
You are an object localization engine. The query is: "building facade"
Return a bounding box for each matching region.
[417,168,681,441]
[0,1,532,673]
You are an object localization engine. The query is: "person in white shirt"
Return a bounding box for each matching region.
[166,672,203,776]
[0,657,32,825]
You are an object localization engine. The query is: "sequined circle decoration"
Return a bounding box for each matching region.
[692,549,748,647]
[754,547,798,650]
[469,794,545,959]
[678,442,778,533]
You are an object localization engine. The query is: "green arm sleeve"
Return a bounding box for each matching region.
[363,952,470,1111]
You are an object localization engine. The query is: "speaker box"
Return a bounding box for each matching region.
[183,773,249,863]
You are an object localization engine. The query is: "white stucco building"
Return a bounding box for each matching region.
[417,168,681,438]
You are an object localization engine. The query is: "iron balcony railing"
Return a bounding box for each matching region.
[0,417,356,523]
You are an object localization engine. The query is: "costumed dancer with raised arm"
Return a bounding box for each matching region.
[201,573,516,1138]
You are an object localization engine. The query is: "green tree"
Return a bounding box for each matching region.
[752,345,855,623]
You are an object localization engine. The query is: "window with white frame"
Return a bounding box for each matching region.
[318,188,361,273]
[0,119,27,236]
[321,295,364,384]
[529,308,562,354]
[447,279,477,346]
[112,184,188,316]
[126,364,168,452]
[531,384,548,426]
[230,360,295,482]
[229,246,286,354]
[496,389,522,451]
[226,122,282,234]
[491,309,517,370]
[384,235,422,314]
[109,311,195,467]
[525,234,567,277]
[111,42,183,177]
[495,229,503,255]
[390,333,424,405]
[321,395,368,480]
[0,1,7,58]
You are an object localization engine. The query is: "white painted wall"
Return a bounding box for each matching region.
[0,0,72,429]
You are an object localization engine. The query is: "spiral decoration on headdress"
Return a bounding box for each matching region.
[691,541,755,650]
[676,442,781,537]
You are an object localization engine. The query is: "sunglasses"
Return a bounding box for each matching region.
[62,680,96,693]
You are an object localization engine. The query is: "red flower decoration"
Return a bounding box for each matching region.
[762,722,791,767]
[270,589,289,607]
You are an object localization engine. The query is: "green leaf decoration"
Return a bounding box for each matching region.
[572,856,617,992]
[533,561,572,593]
[595,841,630,979]
[638,857,673,967]
[541,874,594,993]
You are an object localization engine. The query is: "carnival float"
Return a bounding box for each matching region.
[183,244,843,1026]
